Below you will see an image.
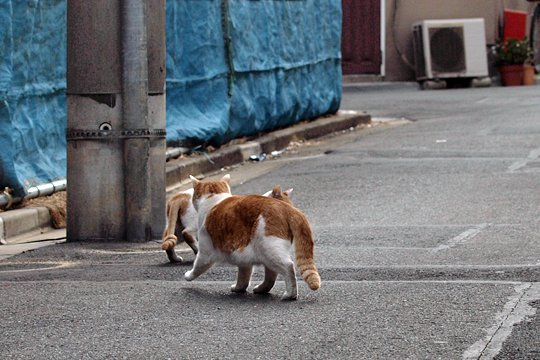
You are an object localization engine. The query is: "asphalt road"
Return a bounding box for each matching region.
[1,83,539,359]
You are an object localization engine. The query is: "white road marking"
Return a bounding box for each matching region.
[314,223,521,229]
[432,223,490,252]
[0,261,74,273]
[167,279,529,286]
[507,146,540,173]
[321,264,540,270]
[463,282,540,360]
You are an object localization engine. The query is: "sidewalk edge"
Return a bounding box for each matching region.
[0,111,370,245]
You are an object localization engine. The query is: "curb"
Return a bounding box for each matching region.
[165,111,370,185]
[0,111,370,245]
[0,207,52,245]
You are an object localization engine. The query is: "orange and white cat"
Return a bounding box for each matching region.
[185,174,320,300]
[162,188,199,263]
[162,185,294,263]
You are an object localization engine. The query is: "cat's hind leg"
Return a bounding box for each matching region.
[260,238,298,300]
[280,262,298,301]
[165,245,183,263]
[253,266,277,294]
[182,228,198,254]
[231,266,253,293]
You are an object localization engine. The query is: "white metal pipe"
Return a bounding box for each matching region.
[0,179,67,208]
[165,147,190,160]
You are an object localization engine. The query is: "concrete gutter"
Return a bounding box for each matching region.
[0,207,52,245]
[0,111,370,245]
[165,111,370,185]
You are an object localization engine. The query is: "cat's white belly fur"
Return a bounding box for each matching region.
[220,242,292,268]
[222,245,259,265]
[200,216,293,266]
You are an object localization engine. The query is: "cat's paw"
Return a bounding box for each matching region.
[184,270,194,281]
[253,283,272,294]
[166,249,183,264]
[230,284,248,293]
[280,292,298,301]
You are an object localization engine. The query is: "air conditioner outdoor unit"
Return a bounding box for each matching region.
[412,18,489,81]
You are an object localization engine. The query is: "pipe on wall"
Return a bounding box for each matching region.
[0,179,67,209]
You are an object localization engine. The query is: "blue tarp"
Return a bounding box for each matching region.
[165,0,230,145]
[0,0,342,196]
[0,0,67,196]
[226,0,342,141]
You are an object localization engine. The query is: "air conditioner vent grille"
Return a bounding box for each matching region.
[428,27,466,74]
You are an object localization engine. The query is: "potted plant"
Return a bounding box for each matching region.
[494,37,534,86]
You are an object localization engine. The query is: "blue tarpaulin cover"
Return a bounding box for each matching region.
[0,1,67,196]
[0,0,342,196]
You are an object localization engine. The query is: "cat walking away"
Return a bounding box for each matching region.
[185,174,320,300]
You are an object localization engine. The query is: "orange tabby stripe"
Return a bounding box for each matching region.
[205,195,297,252]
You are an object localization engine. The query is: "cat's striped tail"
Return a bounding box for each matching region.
[162,200,180,252]
[161,197,184,263]
[162,234,177,252]
[291,211,321,290]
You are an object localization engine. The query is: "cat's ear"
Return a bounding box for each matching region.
[272,185,282,197]
[283,188,293,197]
[189,175,200,186]
[220,174,231,184]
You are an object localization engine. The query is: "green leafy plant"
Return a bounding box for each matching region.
[494,37,534,65]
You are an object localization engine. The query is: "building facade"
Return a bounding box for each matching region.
[342,0,536,81]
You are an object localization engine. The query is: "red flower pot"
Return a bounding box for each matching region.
[523,64,536,86]
[499,64,523,86]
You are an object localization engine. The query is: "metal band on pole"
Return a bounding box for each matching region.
[66,129,166,141]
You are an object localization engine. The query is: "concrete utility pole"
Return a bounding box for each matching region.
[66,0,166,242]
